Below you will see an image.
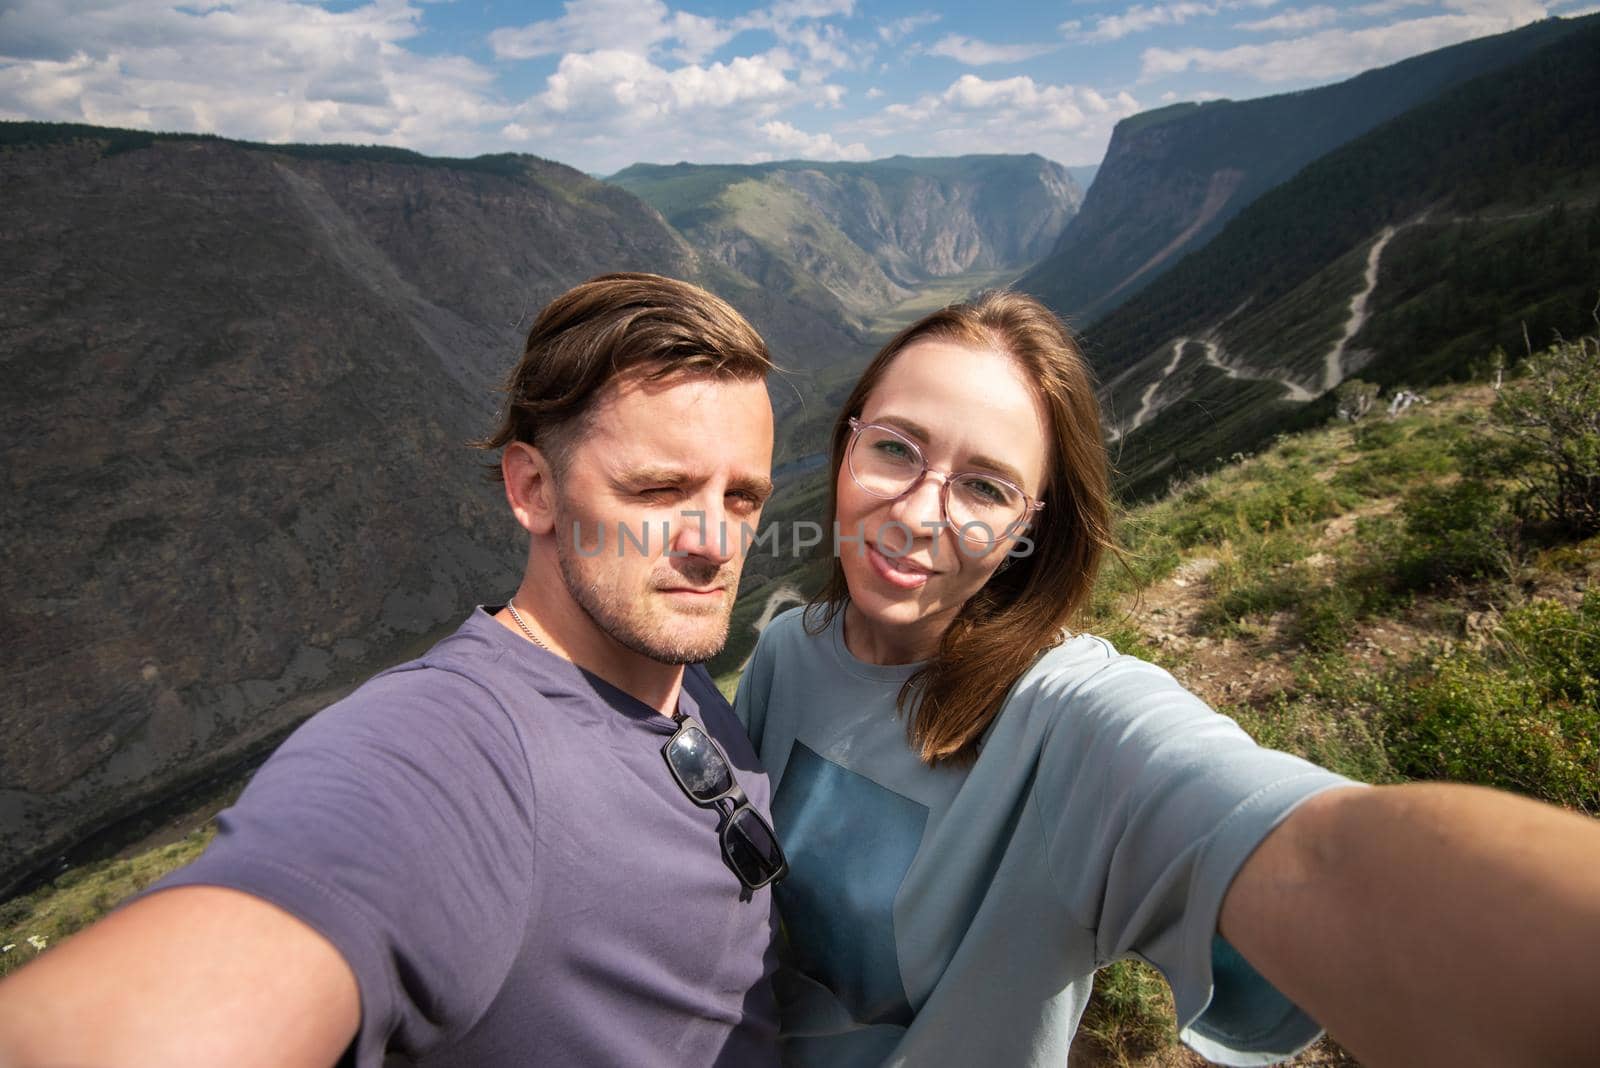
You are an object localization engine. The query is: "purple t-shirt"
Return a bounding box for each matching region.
[152,607,780,1067]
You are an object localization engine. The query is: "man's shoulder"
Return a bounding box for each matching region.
[279,611,550,762]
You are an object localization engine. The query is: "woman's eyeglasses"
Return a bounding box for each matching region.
[846,417,1044,548]
[661,713,788,893]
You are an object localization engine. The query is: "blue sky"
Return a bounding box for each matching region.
[2,0,1593,174]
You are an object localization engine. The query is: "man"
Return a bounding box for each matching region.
[0,274,785,1067]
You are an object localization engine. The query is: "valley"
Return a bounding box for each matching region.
[2,21,1597,1056]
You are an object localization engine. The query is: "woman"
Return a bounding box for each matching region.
[735,290,1600,1066]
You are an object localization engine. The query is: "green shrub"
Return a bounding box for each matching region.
[1231,691,1399,786]
[1333,423,1458,498]
[1294,584,1369,652]
[1491,333,1600,537]
[1166,464,1355,548]
[1351,419,1405,452]
[1497,593,1600,709]
[1335,379,1380,422]
[1394,479,1516,589]
[1201,563,1308,633]
[1077,960,1177,1064]
[1382,598,1600,812]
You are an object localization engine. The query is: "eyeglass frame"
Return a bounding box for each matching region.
[660,711,789,895]
[844,417,1045,537]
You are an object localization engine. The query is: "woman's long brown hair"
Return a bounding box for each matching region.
[806,289,1115,766]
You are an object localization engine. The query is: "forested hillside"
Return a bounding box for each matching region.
[0,123,870,896]
[1018,14,1594,325]
[1087,16,1600,499]
[611,155,1080,324]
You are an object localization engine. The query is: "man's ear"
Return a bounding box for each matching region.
[503,442,557,536]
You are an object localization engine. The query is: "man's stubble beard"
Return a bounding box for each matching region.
[553,512,737,666]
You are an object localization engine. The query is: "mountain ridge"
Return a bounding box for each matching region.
[1087,15,1600,498]
[611,154,1081,321]
[1019,14,1595,326]
[0,128,856,895]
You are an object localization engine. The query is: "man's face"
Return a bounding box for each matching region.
[550,369,774,665]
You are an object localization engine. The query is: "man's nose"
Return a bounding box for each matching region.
[670,497,737,566]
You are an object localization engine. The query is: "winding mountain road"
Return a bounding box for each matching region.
[1202,339,1316,402]
[1325,226,1397,391]
[1125,338,1190,435]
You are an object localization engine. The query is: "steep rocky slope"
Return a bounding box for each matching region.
[1019,15,1591,325]
[611,155,1081,321]
[0,129,861,894]
[1087,16,1600,499]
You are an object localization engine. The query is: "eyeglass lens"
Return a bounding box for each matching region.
[665,723,734,801]
[849,423,1026,534]
[723,808,785,888]
[663,718,788,890]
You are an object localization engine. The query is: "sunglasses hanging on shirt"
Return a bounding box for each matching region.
[661,713,788,893]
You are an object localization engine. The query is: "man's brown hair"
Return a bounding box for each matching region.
[478,273,771,475]
[807,289,1116,766]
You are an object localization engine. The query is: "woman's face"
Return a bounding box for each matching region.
[837,339,1052,651]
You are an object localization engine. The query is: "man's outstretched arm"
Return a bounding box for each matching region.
[0,884,359,1068]
[1221,783,1600,1067]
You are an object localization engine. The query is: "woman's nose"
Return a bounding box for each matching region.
[888,472,948,532]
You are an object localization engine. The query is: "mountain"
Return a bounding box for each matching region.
[610,155,1082,324]
[0,124,867,895]
[1019,15,1593,326]
[1086,16,1600,499]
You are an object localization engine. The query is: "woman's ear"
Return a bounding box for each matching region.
[503,442,557,536]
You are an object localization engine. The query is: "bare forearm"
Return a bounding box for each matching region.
[0,886,358,1068]
[1221,783,1600,1067]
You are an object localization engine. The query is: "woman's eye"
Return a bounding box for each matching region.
[873,439,913,460]
[961,478,1013,507]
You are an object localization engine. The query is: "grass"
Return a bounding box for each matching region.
[1074,370,1600,1062]
[0,828,214,979]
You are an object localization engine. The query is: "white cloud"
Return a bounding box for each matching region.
[1352,0,1432,13]
[925,34,1057,65]
[1065,0,1279,41]
[535,49,795,120]
[851,72,1140,164]
[0,0,507,155]
[1141,3,1549,81]
[1237,5,1341,31]
[490,0,862,69]
[877,12,941,43]
[865,86,884,98]
[752,119,869,159]
[488,0,729,62]
[501,42,863,171]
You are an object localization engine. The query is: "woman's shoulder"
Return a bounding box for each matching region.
[1024,630,1158,684]
[751,604,817,656]
[1007,631,1212,726]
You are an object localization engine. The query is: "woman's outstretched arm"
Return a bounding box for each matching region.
[1220,783,1600,1067]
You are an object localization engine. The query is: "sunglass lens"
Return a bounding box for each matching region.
[724,808,786,888]
[667,725,733,801]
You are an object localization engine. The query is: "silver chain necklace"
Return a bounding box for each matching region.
[505,601,548,649]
